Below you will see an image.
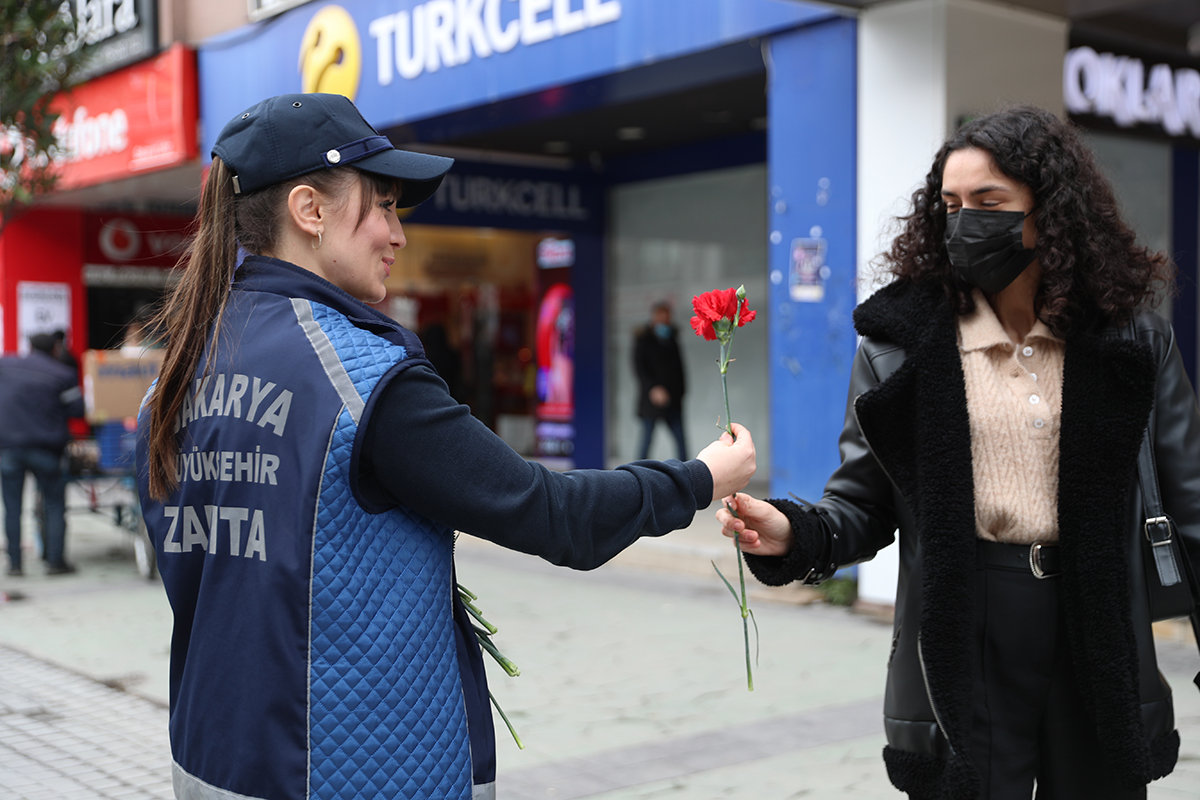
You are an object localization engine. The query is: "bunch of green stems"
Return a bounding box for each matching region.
[458,582,524,749]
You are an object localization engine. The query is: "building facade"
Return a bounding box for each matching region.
[7,0,1200,609]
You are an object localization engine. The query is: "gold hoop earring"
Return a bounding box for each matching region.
[311,230,323,250]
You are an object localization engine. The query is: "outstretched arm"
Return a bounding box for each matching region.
[359,364,755,570]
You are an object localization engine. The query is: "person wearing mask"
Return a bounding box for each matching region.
[718,106,1200,799]
[634,300,688,461]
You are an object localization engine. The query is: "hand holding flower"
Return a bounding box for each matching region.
[696,423,756,503]
[716,492,793,556]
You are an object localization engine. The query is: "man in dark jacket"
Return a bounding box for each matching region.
[634,301,687,461]
[0,333,85,575]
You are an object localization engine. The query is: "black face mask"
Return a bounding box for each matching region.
[943,208,1036,294]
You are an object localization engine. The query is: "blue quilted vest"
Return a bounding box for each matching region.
[137,257,494,800]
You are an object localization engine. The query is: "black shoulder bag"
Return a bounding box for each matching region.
[1125,322,1200,688]
[1137,424,1200,690]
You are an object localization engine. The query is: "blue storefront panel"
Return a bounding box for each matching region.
[766,18,858,501]
[199,0,835,155]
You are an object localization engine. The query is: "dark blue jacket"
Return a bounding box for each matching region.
[138,256,712,800]
[0,350,83,453]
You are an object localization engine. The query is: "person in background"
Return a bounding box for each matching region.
[0,333,85,576]
[51,330,78,370]
[634,300,688,461]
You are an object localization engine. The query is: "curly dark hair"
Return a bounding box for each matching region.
[883,105,1174,335]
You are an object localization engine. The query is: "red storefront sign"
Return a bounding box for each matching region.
[84,213,191,267]
[50,43,198,190]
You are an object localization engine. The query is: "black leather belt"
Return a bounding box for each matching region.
[976,539,1061,579]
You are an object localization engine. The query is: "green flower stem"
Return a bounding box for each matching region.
[718,360,754,691]
[459,581,524,747]
[463,600,499,635]
[736,530,754,692]
[720,342,734,440]
[490,691,525,750]
[477,632,521,677]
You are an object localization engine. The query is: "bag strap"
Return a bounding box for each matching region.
[1137,430,1183,588]
[1126,323,1200,686]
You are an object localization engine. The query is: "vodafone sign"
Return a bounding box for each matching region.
[84,213,190,267]
[49,43,198,190]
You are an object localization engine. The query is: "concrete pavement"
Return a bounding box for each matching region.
[2,477,1200,798]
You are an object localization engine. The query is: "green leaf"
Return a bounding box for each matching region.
[711,560,741,605]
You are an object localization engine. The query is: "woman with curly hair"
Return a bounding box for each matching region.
[718,105,1200,799]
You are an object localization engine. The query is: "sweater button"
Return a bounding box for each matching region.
[1030,394,1040,405]
[1034,418,1045,429]
[1022,346,1034,357]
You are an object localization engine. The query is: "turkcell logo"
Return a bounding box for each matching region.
[368,0,622,85]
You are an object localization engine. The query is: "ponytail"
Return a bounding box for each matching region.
[144,158,239,500]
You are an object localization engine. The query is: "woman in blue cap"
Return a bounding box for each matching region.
[136,93,755,800]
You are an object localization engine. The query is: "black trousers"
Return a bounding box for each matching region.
[970,542,1146,800]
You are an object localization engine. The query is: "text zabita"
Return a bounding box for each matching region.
[162,505,267,562]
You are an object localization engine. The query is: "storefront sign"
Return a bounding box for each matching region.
[435,174,588,221]
[84,214,191,267]
[250,0,315,22]
[789,237,828,302]
[537,237,575,268]
[535,282,574,456]
[198,0,831,156]
[81,212,191,287]
[407,159,602,233]
[73,0,158,81]
[368,0,620,85]
[49,44,198,191]
[17,283,72,356]
[1064,45,1200,138]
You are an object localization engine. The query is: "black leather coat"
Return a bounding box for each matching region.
[633,325,686,419]
[745,280,1200,799]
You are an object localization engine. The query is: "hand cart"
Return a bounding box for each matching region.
[60,421,156,579]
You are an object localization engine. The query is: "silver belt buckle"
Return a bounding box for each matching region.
[1029,543,1055,579]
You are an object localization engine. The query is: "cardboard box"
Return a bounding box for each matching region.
[83,349,165,423]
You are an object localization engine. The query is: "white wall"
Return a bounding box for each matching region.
[606,165,771,473]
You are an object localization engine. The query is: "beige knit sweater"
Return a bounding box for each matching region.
[958,290,1064,544]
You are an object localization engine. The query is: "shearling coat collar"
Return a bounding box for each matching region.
[851,280,1164,795]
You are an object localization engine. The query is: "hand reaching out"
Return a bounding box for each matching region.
[695,423,756,502]
[716,492,793,557]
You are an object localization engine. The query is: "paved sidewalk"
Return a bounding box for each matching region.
[2,477,1200,798]
[0,645,172,800]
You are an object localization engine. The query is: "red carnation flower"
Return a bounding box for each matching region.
[691,287,755,341]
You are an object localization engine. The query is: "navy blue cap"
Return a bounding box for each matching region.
[211,93,453,208]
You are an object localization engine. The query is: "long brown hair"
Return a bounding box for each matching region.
[883,105,1174,336]
[144,158,400,500]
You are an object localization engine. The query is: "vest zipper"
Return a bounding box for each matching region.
[853,395,954,755]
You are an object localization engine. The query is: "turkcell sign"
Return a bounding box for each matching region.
[1064,45,1200,138]
[368,0,621,84]
[197,0,832,159]
[406,160,601,233]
